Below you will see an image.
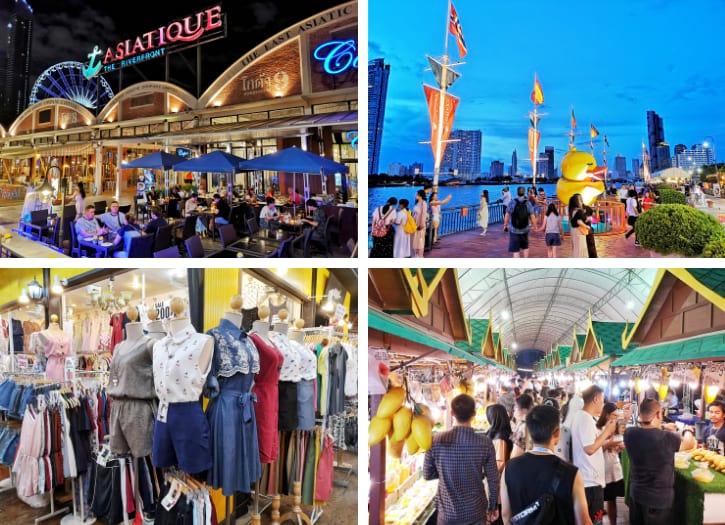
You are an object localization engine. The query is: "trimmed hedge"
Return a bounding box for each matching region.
[703,238,725,258]
[636,204,725,256]
[658,189,687,205]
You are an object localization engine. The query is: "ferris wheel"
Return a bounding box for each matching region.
[30,61,114,110]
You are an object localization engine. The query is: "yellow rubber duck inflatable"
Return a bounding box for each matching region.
[556,149,606,205]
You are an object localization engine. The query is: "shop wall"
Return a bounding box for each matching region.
[203,268,240,331]
[640,279,725,346]
[0,269,41,306]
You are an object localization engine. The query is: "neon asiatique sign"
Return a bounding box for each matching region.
[83,5,225,79]
[313,39,357,75]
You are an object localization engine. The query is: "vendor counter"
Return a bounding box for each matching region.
[623,450,725,525]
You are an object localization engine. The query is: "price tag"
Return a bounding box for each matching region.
[96,444,112,467]
[334,304,347,321]
[161,479,182,511]
[16,355,28,370]
[157,401,169,423]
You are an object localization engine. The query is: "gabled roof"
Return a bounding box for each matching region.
[591,321,632,356]
[455,318,489,355]
[612,332,725,367]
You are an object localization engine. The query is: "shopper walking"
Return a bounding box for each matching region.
[570,385,617,525]
[370,197,397,258]
[510,393,535,458]
[624,188,640,246]
[595,403,625,525]
[392,199,411,258]
[423,394,499,525]
[501,404,593,525]
[538,202,562,257]
[486,404,512,525]
[568,193,590,258]
[623,398,682,525]
[503,186,538,258]
[478,190,489,236]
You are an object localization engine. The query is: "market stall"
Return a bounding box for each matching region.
[368,269,515,525]
[0,267,358,525]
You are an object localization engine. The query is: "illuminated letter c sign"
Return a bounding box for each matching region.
[313,40,358,75]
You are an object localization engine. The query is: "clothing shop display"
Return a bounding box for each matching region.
[205,315,261,496]
[152,321,214,474]
[249,323,284,464]
[289,331,317,431]
[31,323,72,381]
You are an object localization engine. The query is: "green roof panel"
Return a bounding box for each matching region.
[611,333,725,367]
[686,269,725,299]
[564,355,610,372]
[592,321,636,356]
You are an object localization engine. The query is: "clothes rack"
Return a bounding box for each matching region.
[60,472,96,525]
[33,487,69,524]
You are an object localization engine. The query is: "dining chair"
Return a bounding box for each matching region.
[153,245,182,258]
[127,233,156,258]
[184,235,205,258]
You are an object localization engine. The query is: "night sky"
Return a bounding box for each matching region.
[370,0,725,174]
[0,0,344,96]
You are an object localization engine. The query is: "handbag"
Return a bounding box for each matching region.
[510,462,564,525]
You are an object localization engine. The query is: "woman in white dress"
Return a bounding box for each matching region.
[568,193,590,258]
[68,182,86,219]
[412,190,428,258]
[393,199,411,258]
[478,189,489,235]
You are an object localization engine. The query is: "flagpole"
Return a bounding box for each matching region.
[602,135,608,188]
[432,0,452,196]
[569,106,576,150]
[590,123,594,156]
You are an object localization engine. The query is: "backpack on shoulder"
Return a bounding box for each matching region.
[510,463,564,525]
[511,199,530,229]
[371,206,392,237]
[404,210,417,234]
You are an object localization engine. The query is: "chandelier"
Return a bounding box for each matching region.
[87,277,134,312]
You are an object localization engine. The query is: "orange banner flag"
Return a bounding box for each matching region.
[424,84,460,166]
[531,76,544,105]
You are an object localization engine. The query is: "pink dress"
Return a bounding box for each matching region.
[13,407,42,496]
[249,332,284,463]
[42,331,72,381]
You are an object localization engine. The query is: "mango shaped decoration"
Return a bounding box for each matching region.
[392,406,413,442]
[659,383,669,401]
[368,416,392,447]
[406,432,420,455]
[387,436,405,459]
[376,387,406,418]
[556,149,605,206]
[411,415,433,451]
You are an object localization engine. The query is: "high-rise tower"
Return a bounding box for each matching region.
[646,110,671,171]
[368,58,390,175]
[440,129,482,179]
[2,0,34,121]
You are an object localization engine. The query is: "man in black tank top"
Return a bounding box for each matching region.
[502,405,594,525]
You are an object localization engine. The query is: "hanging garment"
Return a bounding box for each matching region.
[301,430,317,506]
[205,319,261,496]
[249,332,283,463]
[13,406,43,497]
[343,342,358,396]
[291,339,316,431]
[269,331,300,432]
[314,434,334,502]
[326,342,348,415]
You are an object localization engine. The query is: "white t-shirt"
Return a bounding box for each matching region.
[571,408,606,487]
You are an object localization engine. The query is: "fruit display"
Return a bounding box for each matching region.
[690,448,725,473]
[370,385,434,455]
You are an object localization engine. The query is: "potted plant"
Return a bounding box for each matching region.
[636,204,725,257]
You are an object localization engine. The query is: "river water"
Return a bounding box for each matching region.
[368,183,559,223]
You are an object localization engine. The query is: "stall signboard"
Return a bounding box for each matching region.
[82,5,226,79]
[335,303,347,321]
[64,356,76,382]
[369,347,390,395]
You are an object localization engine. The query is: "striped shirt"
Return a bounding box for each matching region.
[423,426,499,524]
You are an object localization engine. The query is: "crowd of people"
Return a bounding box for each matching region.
[422,376,712,525]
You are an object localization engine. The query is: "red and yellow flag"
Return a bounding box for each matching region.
[531,75,544,105]
[424,84,460,166]
[590,123,600,139]
[571,107,577,129]
[449,2,468,58]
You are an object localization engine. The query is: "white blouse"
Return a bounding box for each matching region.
[268,331,301,382]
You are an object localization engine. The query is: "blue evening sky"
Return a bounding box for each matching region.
[369,0,725,175]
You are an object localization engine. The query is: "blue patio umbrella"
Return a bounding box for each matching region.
[174,150,245,173]
[239,146,348,214]
[122,151,188,198]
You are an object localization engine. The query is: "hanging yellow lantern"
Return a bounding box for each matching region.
[706,384,720,404]
[634,377,642,394]
[658,383,669,401]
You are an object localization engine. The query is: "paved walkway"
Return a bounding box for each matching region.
[421,196,725,259]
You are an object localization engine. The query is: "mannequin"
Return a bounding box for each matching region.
[250,305,284,463]
[144,305,166,341]
[107,306,156,452]
[289,319,317,431]
[269,308,301,432]
[222,294,244,328]
[152,296,214,474]
[36,314,72,381]
[205,294,261,496]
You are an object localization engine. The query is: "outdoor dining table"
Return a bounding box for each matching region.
[0,227,69,258]
[77,235,120,258]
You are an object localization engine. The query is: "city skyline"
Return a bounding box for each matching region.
[369,0,725,175]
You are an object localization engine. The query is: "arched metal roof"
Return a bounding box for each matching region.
[457,268,659,353]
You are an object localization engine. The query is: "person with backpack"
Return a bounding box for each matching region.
[503,186,538,258]
[393,198,412,258]
[501,404,593,525]
[370,196,397,257]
